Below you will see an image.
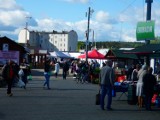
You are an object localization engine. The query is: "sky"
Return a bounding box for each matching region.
[0,0,160,42]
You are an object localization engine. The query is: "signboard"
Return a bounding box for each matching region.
[0,50,19,65]
[2,44,9,51]
[136,20,155,41]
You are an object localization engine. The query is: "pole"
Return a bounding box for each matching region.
[145,0,153,45]
[25,16,32,47]
[86,7,91,62]
[25,22,28,47]
[146,0,153,21]
[145,0,153,66]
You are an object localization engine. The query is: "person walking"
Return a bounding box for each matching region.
[99,60,115,110]
[1,60,17,96]
[54,61,60,78]
[136,64,147,108]
[143,67,157,110]
[62,61,69,80]
[43,58,52,90]
[20,58,31,89]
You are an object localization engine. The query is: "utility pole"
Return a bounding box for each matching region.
[85,7,93,62]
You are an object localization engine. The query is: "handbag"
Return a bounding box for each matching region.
[17,79,25,87]
[95,90,101,105]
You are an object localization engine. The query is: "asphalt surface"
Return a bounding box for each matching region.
[0,69,160,120]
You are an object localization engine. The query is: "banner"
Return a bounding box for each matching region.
[0,50,19,65]
[136,20,155,41]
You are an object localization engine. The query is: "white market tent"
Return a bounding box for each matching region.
[49,51,72,58]
[68,52,81,59]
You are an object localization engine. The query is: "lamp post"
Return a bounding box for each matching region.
[93,30,101,49]
[25,16,32,47]
[85,7,94,62]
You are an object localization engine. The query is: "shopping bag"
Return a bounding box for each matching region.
[17,79,25,88]
[27,75,32,81]
[18,69,24,77]
[95,91,101,105]
[112,89,116,97]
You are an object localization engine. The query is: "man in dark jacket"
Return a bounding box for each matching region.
[62,61,69,80]
[99,60,115,110]
[2,60,17,96]
[143,67,157,110]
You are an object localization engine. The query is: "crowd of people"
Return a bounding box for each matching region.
[1,58,159,111]
[99,61,159,111]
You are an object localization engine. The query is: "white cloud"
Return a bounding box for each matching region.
[96,11,109,23]
[0,0,23,10]
[1,0,160,43]
[0,10,28,26]
[95,11,118,24]
[0,0,37,40]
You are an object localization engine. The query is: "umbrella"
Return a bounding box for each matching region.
[78,49,105,59]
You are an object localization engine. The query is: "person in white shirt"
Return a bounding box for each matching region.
[54,61,60,78]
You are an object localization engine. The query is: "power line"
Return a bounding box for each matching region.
[120,0,137,14]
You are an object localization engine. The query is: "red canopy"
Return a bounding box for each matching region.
[78,49,105,59]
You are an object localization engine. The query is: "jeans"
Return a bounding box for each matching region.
[22,75,27,85]
[44,73,50,89]
[144,95,152,110]
[7,78,13,94]
[100,85,112,109]
[63,71,67,79]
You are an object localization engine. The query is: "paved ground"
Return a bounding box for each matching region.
[0,69,160,120]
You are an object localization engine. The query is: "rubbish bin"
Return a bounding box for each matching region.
[128,84,137,105]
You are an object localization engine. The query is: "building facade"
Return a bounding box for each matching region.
[18,29,78,52]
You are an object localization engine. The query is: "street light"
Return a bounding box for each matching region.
[25,16,32,47]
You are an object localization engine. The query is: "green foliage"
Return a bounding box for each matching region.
[93,68,100,74]
[77,41,145,51]
[77,41,85,50]
[94,78,100,84]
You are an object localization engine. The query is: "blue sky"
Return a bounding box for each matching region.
[0,0,160,42]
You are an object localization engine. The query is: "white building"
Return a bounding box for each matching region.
[18,29,78,52]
